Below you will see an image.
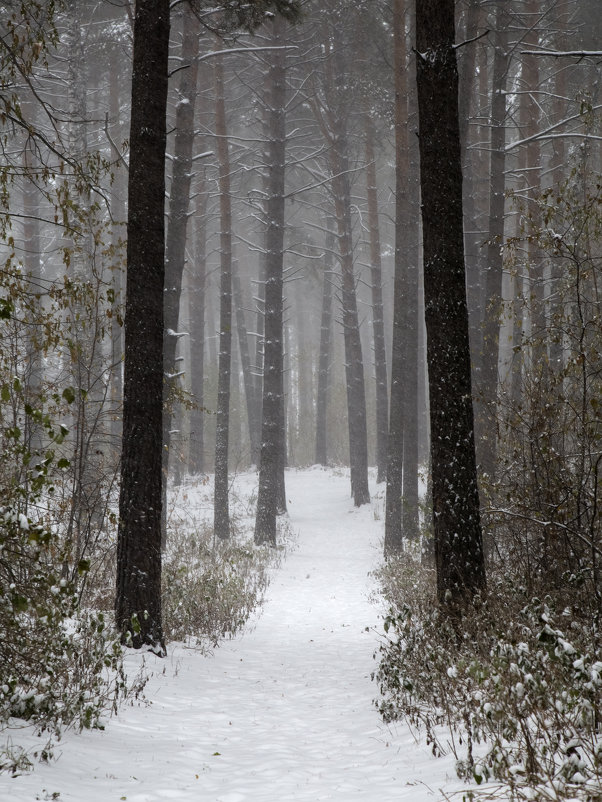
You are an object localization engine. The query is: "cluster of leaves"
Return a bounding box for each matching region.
[373,558,602,801]
[162,518,273,649]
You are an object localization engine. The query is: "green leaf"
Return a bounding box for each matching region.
[57,458,70,469]
[77,558,90,575]
[62,386,75,404]
[12,594,29,613]
[53,424,69,444]
[1,384,10,402]
[0,298,13,320]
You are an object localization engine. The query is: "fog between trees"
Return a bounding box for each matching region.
[1,0,602,646]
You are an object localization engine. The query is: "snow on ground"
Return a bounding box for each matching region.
[1,467,468,802]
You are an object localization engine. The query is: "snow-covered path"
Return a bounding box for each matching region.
[1,468,461,802]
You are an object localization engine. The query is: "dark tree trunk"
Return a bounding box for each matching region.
[415,0,486,605]
[255,17,287,545]
[115,0,169,652]
[364,112,388,485]
[162,11,200,539]
[315,224,335,466]
[213,53,233,541]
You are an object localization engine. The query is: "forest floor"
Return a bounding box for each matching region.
[1,467,469,802]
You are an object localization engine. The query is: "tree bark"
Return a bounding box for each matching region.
[331,145,370,507]
[385,0,410,555]
[213,53,233,541]
[232,257,261,466]
[108,61,125,460]
[415,0,486,605]
[162,11,200,527]
[315,223,335,466]
[255,17,288,545]
[115,0,169,652]
[401,2,420,543]
[478,7,509,484]
[364,113,388,485]
[161,11,200,539]
[188,174,208,475]
[323,43,370,507]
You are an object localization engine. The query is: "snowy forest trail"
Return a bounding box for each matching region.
[2,468,460,802]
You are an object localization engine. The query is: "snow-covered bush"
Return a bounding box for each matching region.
[0,394,130,773]
[162,521,273,648]
[0,502,130,769]
[374,559,602,800]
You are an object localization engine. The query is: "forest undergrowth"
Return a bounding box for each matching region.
[374,555,602,802]
[374,163,602,802]
[0,470,283,775]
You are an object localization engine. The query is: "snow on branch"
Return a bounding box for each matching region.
[197,45,298,64]
[521,49,602,59]
[505,104,602,152]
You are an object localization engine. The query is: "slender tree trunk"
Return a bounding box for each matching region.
[312,34,370,506]
[232,257,261,465]
[253,253,266,460]
[478,8,509,484]
[116,0,169,652]
[511,140,527,407]
[331,145,370,507]
[548,50,567,374]
[21,124,44,457]
[213,53,233,541]
[364,113,388,485]
[255,17,288,545]
[458,0,484,378]
[401,2,420,542]
[294,284,313,466]
[162,11,200,538]
[523,1,545,368]
[415,0,486,605]
[108,63,125,461]
[315,223,335,466]
[385,0,410,555]
[188,175,208,475]
[66,1,106,568]
[205,271,218,368]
